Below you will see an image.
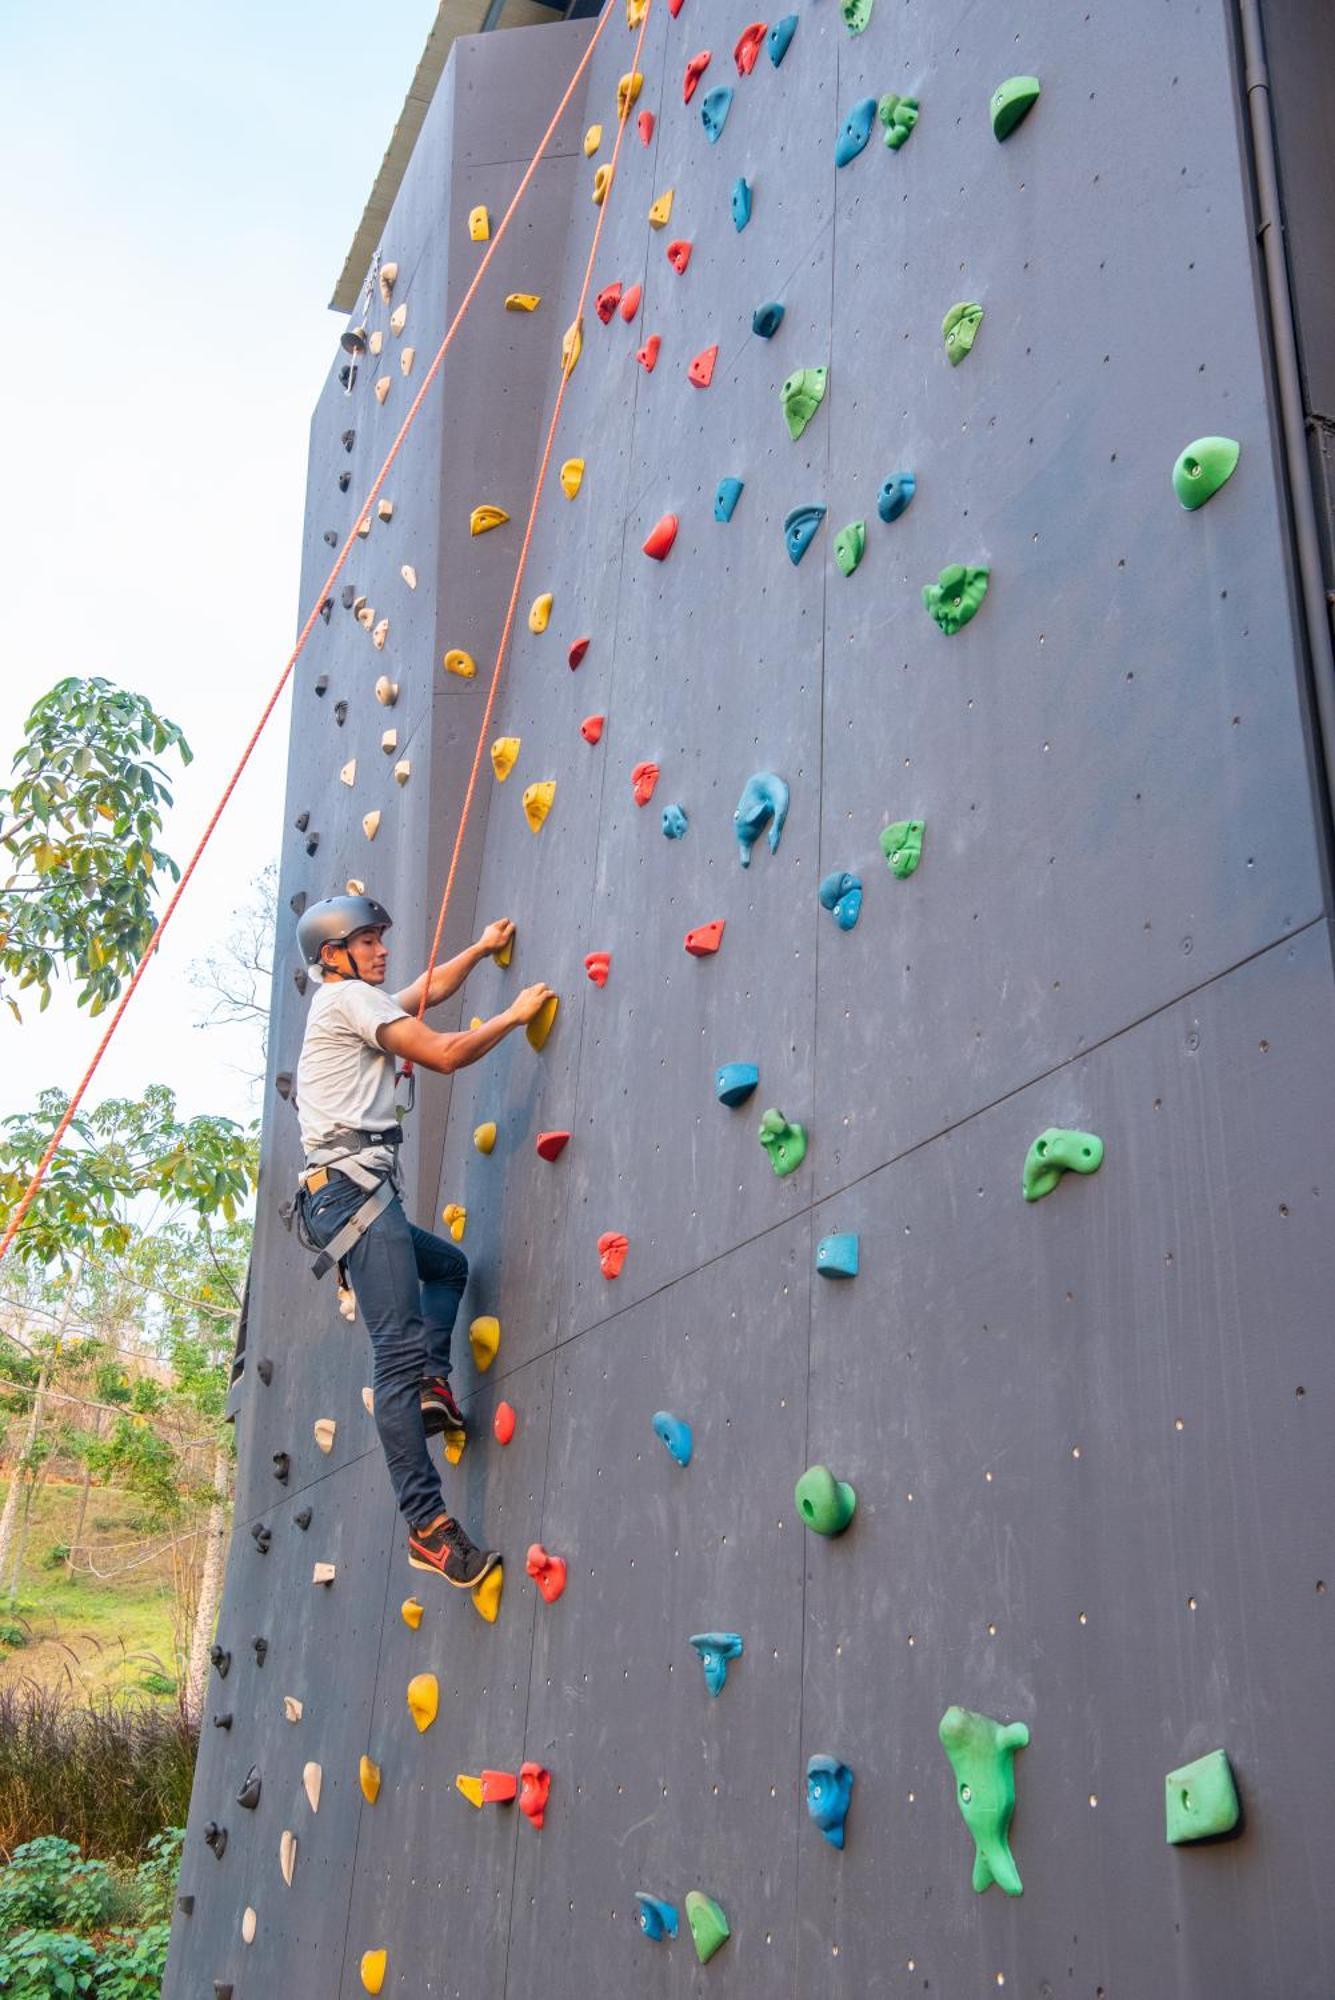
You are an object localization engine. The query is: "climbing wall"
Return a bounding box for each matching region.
[166,4,1335,1996]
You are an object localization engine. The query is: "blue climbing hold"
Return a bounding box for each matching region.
[768,14,798,65]
[701,86,733,144]
[752,301,785,339]
[661,803,688,840]
[690,1631,743,1696]
[784,504,826,566]
[635,1893,679,1941]
[816,1233,859,1279]
[715,477,744,523]
[818,870,862,930]
[734,772,790,866]
[716,1061,760,1107]
[878,471,916,523]
[835,96,878,167]
[806,1755,855,1849]
[652,1412,693,1468]
[731,177,752,231]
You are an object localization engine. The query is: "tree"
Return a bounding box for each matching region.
[188,860,277,1091]
[0,676,192,1020]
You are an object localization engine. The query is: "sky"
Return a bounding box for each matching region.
[0,0,441,1127]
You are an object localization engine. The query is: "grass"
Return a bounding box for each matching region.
[0,1682,196,1860]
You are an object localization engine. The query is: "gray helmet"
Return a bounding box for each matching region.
[296,894,392,977]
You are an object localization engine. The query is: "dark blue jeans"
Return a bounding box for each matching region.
[301,1173,468,1530]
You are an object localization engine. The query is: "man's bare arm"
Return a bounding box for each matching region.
[377,978,550,1075]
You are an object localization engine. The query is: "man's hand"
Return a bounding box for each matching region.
[508,981,553,1025]
[478,917,515,957]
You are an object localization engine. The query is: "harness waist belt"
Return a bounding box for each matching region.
[310,1178,396,1280]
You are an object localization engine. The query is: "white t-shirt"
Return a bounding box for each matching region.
[296,980,409,1165]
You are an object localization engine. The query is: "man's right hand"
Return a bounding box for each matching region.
[508,982,554,1026]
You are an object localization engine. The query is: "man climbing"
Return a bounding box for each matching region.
[293,893,552,1589]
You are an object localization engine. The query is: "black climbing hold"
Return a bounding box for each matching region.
[294,810,310,831]
[214,1986,233,1999]
[251,1523,272,1552]
[333,701,348,727]
[305,833,320,856]
[337,470,351,492]
[340,584,356,609]
[236,1766,261,1810]
[294,1507,312,1531]
[256,1356,274,1386]
[209,1644,231,1679]
[289,893,308,921]
[318,596,333,624]
[323,530,338,548]
[272,1451,290,1484]
[253,1637,268,1666]
[273,1074,292,1101]
[341,429,356,452]
[177,1894,194,1915]
[211,1713,232,1730]
[337,364,357,391]
[314,674,330,695]
[293,968,308,997]
[203,1822,228,1857]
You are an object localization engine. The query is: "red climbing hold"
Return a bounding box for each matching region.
[666,239,693,275]
[584,951,611,986]
[684,919,726,956]
[734,22,767,73]
[519,1762,551,1831]
[619,284,642,323]
[595,281,623,324]
[493,1401,516,1446]
[688,344,719,388]
[598,1231,629,1279]
[683,51,711,103]
[642,514,679,561]
[526,1544,568,1604]
[580,714,605,745]
[636,334,661,373]
[638,109,655,145]
[481,1769,518,1804]
[668,0,685,14]
[536,1131,570,1162]
[568,636,590,671]
[631,761,661,805]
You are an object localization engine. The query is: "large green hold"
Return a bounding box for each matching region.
[1172,436,1240,510]
[685,1890,730,1964]
[990,75,1040,140]
[795,1464,857,1536]
[922,563,989,635]
[780,367,828,442]
[759,1108,807,1177]
[841,0,874,30]
[1022,1128,1104,1202]
[1165,1749,1241,1844]
[942,300,983,364]
[878,93,919,149]
[938,1706,1029,1897]
[880,819,924,878]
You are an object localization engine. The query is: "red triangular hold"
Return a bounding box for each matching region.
[642,514,679,560]
[683,50,711,103]
[666,239,693,274]
[619,283,642,322]
[636,334,661,372]
[536,1131,570,1162]
[688,344,718,388]
[568,635,590,670]
[481,1770,518,1805]
[684,919,725,956]
[580,714,604,744]
[734,22,766,74]
[595,281,623,324]
[668,0,685,14]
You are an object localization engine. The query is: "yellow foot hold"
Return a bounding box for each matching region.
[472,1562,504,1624]
[583,123,603,157]
[360,1948,388,1994]
[443,1426,467,1466]
[526,993,559,1051]
[617,70,644,116]
[444,649,477,679]
[456,1773,485,1808]
[560,457,585,500]
[561,317,584,376]
[523,779,556,832]
[648,188,675,229]
[469,1315,500,1371]
[359,1755,381,1804]
[401,1596,424,1630]
[592,164,613,207]
[469,205,490,242]
[528,591,553,634]
[442,1203,467,1242]
[474,1121,497,1154]
[493,934,513,968]
[407,1672,439,1733]
[505,292,541,313]
[491,735,521,782]
[470,504,509,536]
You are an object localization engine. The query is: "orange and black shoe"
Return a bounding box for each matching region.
[407,1513,499,1588]
[420,1376,467,1437]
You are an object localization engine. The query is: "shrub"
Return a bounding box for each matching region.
[132,1828,184,1924]
[89,1923,170,2000]
[0,1927,98,1998]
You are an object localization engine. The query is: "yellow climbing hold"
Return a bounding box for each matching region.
[648,188,675,229]
[627,0,648,23]
[444,649,477,680]
[443,1427,466,1466]
[592,164,613,207]
[407,1673,439,1733]
[359,1756,381,1805]
[401,1597,424,1630]
[473,1562,504,1624]
[470,504,509,536]
[469,205,490,242]
[456,1774,485,1808]
[561,317,583,376]
[493,933,513,968]
[362,811,381,842]
[617,71,644,116]
[528,592,553,634]
[442,1203,467,1242]
[360,1949,388,1994]
[526,993,559,1051]
[469,1316,501,1372]
[474,1121,497,1154]
[491,736,521,782]
[523,780,556,832]
[505,292,541,313]
[583,123,603,157]
[560,457,585,500]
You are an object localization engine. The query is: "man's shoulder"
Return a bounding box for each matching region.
[306,980,406,1038]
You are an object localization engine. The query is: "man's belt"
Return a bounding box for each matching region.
[309,1177,396,1280]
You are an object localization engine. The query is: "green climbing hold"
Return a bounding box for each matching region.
[938,1706,1029,1897]
[922,563,989,634]
[834,521,866,578]
[685,1890,730,1964]
[1022,1128,1104,1202]
[795,1464,857,1536]
[943,301,983,364]
[878,94,919,149]
[841,0,874,28]
[880,819,924,878]
[990,75,1041,140]
[1172,436,1240,510]
[1165,1749,1241,1845]
[780,367,828,442]
[758,1108,806,1178]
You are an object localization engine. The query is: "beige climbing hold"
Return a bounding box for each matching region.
[303,1761,323,1813]
[312,1561,337,1586]
[523,779,556,831]
[372,618,389,650]
[361,1386,374,1416]
[443,1427,466,1466]
[339,759,357,787]
[400,565,416,590]
[313,1418,336,1453]
[338,1287,357,1322]
[345,878,365,896]
[389,303,407,336]
[359,1755,381,1805]
[352,592,368,614]
[505,293,541,313]
[374,375,390,404]
[456,1774,485,1808]
[242,1906,257,1944]
[376,497,394,522]
[491,736,521,782]
[393,759,411,786]
[357,515,372,539]
[401,1596,424,1630]
[526,993,559,1051]
[362,811,381,841]
[400,345,415,375]
[472,1562,504,1624]
[378,261,397,302]
[648,187,675,229]
[469,1315,500,1372]
[561,317,584,375]
[407,1672,439,1733]
[443,649,476,679]
[360,1950,388,1996]
[279,1830,297,1886]
[375,675,399,705]
[618,70,644,116]
[470,504,509,536]
[528,592,553,634]
[560,457,585,500]
[592,164,613,207]
[474,1121,497,1154]
[469,205,490,242]
[368,328,384,357]
[283,1695,303,1723]
[442,1203,467,1242]
[356,601,375,625]
[380,729,398,755]
[583,123,603,157]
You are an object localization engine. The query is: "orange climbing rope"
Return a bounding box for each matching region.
[413,1,654,1036]
[0,2,619,1268]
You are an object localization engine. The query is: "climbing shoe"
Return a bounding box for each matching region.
[407,1515,499,1589]
[420,1376,466,1436]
